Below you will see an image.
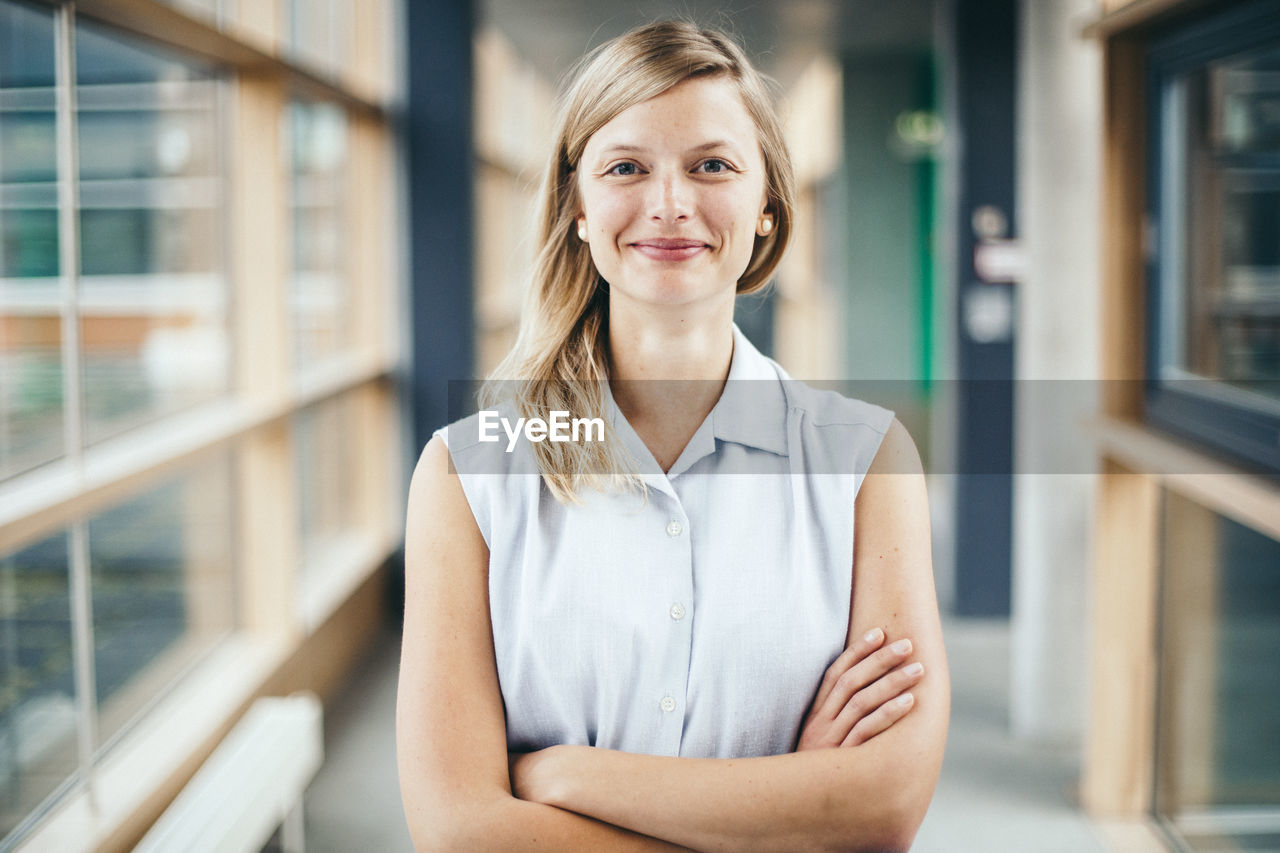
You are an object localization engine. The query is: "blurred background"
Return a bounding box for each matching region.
[1,0,1278,850]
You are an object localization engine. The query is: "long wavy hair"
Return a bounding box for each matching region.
[482,20,796,503]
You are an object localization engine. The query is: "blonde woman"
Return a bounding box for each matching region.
[397,20,948,852]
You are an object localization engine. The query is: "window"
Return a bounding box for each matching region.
[1,5,230,474]
[0,530,74,841]
[1,4,238,843]
[288,98,349,374]
[0,453,235,844]
[286,0,352,78]
[75,23,228,445]
[86,459,235,749]
[1157,489,1280,851]
[161,0,221,24]
[0,0,61,481]
[1146,0,1280,474]
[0,0,402,847]
[294,393,357,603]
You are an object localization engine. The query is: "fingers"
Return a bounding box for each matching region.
[796,632,924,752]
[810,627,886,712]
[841,689,917,747]
[820,637,917,721]
[831,659,925,739]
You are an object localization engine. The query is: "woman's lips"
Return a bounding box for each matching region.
[630,239,709,261]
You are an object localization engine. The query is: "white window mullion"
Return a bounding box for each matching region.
[54,1,83,467]
[66,519,98,811]
[54,1,101,816]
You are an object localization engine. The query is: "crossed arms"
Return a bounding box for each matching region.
[396,418,949,852]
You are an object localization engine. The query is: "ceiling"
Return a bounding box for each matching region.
[478,0,936,90]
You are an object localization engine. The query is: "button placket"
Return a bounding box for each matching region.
[656,490,690,753]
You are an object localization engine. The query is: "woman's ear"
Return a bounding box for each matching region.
[576,214,588,241]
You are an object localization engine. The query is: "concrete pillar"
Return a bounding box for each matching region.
[1010,0,1102,742]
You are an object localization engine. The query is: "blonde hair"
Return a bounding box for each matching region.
[483,20,796,503]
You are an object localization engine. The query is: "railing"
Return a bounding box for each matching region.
[133,693,323,853]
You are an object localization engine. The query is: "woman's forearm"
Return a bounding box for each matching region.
[422,792,694,852]
[519,743,924,853]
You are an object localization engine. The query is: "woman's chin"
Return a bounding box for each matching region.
[609,280,735,312]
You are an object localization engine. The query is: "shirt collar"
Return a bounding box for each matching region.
[602,324,790,482]
[710,324,789,457]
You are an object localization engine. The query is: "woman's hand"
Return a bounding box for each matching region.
[795,627,925,750]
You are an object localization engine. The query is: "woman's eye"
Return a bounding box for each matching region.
[607,162,639,176]
[698,159,730,174]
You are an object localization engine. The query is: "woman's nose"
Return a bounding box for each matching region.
[647,171,691,223]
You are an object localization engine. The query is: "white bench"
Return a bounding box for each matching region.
[134,693,324,853]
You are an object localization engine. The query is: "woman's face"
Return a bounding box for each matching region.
[576,75,771,312]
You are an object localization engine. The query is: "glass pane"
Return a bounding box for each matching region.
[0,531,76,844]
[87,456,235,748]
[287,0,349,76]
[160,0,220,24]
[0,1,62,480]
[295,394,356,583]
[288,99,348,373]
[1157,490,1280,851]
[1160,44,1280,401]
[75,19,229,446]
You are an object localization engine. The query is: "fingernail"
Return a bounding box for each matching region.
[891,639,912,654]
[864,628,883,644]
[897,693,915,707]
[905,662,924,677]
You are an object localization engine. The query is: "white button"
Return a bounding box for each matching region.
[666,520,683,537]
[669,603,686,620]
[660,696,677,713]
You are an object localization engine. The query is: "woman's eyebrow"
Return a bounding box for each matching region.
[688,140,736,153]
[595,144,646,157]
[594,140,739,158]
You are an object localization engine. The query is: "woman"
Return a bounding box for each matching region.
[397,20,948,852]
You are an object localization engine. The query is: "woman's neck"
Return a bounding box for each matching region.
[606,295,735,383]
[605,297,735,470]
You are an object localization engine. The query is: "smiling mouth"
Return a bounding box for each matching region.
[630,239,710,261]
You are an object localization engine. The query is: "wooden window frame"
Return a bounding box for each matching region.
[1141,0,1280,478]
[1084,4,1280,850]
[2,1,404,850]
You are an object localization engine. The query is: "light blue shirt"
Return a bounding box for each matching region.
[436,325,893,758]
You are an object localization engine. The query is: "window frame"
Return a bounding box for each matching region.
[0,0,404,848]
[1143,0,1280,478]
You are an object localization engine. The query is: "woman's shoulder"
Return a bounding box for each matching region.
[766,366,897,478]
[782,379,895,436]
[763,354,894,438]
[731,328,894,443]
[421,403,542,550]
[431,401,540,478]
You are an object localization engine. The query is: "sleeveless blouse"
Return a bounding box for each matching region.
[435,325,893,759]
